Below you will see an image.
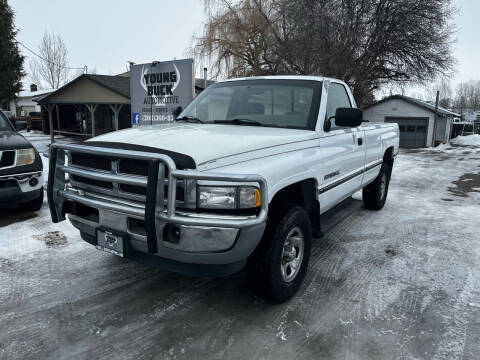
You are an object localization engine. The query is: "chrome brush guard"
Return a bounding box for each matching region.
[47,143,268,254]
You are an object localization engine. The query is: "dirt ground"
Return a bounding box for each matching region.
[1,145,480,360]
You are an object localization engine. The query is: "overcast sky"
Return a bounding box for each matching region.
[9,0,480,94]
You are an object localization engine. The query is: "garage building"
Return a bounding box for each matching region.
[362,95,459,148]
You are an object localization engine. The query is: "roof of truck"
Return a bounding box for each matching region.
[217,75,337,83]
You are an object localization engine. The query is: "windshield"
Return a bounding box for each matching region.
[179,79,322,130]
[0,111,15,132]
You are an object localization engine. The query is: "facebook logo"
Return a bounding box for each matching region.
[132,112,140,125]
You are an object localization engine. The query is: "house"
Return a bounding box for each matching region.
[0,84,54,118]
[363,95,460,148]
[35,74,132,138]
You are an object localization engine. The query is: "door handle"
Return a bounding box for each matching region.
[357,137,363,146]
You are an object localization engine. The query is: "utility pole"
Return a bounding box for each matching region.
[204,67,208,90]
[432,90,440,147]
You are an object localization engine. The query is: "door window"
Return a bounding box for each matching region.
[326,83,352,129]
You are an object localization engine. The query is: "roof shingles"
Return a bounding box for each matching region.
[84,74,130,98]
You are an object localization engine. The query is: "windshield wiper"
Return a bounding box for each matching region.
[214,118,263,126]
[176,116,204,124]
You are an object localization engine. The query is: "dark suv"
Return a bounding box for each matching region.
[0,111,44,211]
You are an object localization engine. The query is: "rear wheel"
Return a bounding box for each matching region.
[363,162,391,210]
[246,206,312,302]
[22,189,44,212]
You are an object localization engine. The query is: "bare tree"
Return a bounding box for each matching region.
[454,80,480,113]
[192,0,275,78]
[28,31,70,89]
[425,77,453,108]
[194,0,457,106]
[455,83,468,114]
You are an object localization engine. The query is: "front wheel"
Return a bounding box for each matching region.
[246,206,312,302]
[362,162,391,210]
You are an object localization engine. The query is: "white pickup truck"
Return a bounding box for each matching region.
[48,76,399,302]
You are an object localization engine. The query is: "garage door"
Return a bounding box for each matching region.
[385,117,428,148]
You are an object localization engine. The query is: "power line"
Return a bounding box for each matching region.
[17,40,86,71]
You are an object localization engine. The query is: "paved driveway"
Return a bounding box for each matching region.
[1,145,479,359]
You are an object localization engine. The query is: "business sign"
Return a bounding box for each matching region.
[130,58,194,125]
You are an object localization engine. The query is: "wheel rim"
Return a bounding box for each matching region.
[380,173,387,200]
[281,227,305,283]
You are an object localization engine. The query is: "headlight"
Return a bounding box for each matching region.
[16,148,35,166]
[198,186,261,209]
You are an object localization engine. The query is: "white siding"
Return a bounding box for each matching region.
[363,99,434,147]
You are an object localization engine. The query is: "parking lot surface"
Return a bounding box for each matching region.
[1,143,480,360]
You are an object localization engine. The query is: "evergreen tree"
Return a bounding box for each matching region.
[0,0,24,105]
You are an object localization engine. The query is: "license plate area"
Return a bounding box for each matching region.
[96,228,125,257]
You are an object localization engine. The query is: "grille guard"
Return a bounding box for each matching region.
[47,143,268,253]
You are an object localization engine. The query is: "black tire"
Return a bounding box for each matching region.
[363,162,391,210]
[246,206,312,302]
[22,189,44,212]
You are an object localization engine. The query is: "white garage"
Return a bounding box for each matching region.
[362,95,459,148]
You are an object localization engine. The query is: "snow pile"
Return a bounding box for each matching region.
[40,153,49,186]
[450,134,480,146]
[430,142,454,152]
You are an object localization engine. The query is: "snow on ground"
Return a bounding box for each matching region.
[1,141,480,359]
[451,134,480,146]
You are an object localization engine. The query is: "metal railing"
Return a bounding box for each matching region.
[47,142,268,253]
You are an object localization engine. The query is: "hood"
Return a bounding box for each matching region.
[0,132,32,150]
[90,123,317,168]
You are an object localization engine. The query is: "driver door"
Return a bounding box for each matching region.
[319,82,366,213]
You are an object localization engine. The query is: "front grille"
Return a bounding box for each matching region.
[0,150,15,168]
[119,183,146,195]
[119,159,149,176]
[71,153,110,171]
[118,184,185,201]
[71,175,113,190]
[68,151,190,207]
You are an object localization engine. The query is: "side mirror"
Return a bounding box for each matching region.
[173,106,182,119]
[325,108,363,131]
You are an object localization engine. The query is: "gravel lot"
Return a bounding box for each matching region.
[1,140,480,360]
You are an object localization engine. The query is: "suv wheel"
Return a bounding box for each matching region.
[246,206,312,302]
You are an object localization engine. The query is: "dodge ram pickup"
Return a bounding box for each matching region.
[47,76,399,302]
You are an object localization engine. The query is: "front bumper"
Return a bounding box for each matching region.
[70,211,266,276]
[47,143,268,276]
[0,171,43,204]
